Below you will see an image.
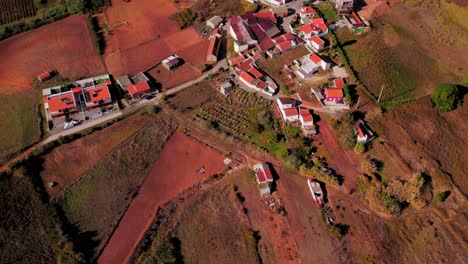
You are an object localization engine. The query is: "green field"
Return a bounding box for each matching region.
[0,91,41,165]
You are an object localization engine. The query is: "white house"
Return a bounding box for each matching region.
[253,163,275,196]
[277,97,299,122]
[219,82,233,95]
[295,55,319,79]
[300,6,318,18]
[309,53,330,70]
[299,108,316,135]
[308,35,325,51]
[207,16,223,29]
[354,119,375,143]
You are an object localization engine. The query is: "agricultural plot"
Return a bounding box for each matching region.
[58,113,177,259]
[196,102,250,136]
[0,0,37,25]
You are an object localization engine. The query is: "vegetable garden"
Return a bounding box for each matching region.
[195,102,250,136]
[0,0,37,25]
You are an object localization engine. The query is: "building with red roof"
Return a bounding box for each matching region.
[333,78,345,89]
[116,72,155,99]
[44,91,78,117]
[309,53,330,70]
[297,18,328,39]
[299,108,316,135]
[308,35,325,51]
[254,10,277,24]
[324,88,344,103]
[37,72,51,81]
[253,163,275,196]
[300,6,318,18]
[207,29,223,63]
[239,71,255,84]
[83,85,112,108]
[354,119,375,143]
[249,67,263,79]
[276,97,299,122]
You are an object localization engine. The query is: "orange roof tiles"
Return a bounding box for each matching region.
[334,78,345,89]
[301,6,317,16]
[85,85,111,101]
[309,35,324,45]
[283,107,298,117]
[240,71,255,84]
[254,10,277,24]
[277,41,293,51]
[47,92,76,112]
[325,88,343,98]
[230,55,245,66]
[249,67,263,78]
[309,53,322,64]
[300,108,313,122]
[128,82,151,96]
[37,72,50,81]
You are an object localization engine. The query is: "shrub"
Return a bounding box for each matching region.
[354,142,366,154]
[433,191,451,204]
[299,165,340,187]
[431,83,463,112]
[360,158,378,175]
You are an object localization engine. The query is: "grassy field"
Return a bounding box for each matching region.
[0,174,55,263]
[315,2,339,21]
[58,113,178,259]
[259,46,309,80]
[336,1,467,103]
[0,90,41,165]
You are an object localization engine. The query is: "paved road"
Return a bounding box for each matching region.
[281,0,305,33]
[0,59,227,171]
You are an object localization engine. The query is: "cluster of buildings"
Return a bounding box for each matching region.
[276,97,317,135]
[233,56,278,96]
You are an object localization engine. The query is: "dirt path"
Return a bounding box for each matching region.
[97,132,226,264]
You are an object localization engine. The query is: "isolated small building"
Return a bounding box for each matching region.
[207,16,223,29]
[162,55,181,70]
[219,82,233,95]
[117,72,155,99]
[253,163,274,196]
[354,119,375,143]
[37,72,51,82]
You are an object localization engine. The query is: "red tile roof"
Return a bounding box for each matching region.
[301,6,317,16]
[300,108,313,122]
[278,97,296,105]
[355,124,365,138]
[254,10,277,24]
[240,71,255,84]
[312,18,325,25]
[230,55,245,66]
[47,92,76,112]
[72,87,83,94]
[333,78,345,89]
[37,72,50,81]
[298,24,314,34]
[128,81,151,96]
[283,107,298,117]
[309,53,322,64]
[318,23,328,32]
[250,24,267,41]
[207,35,221,58]
[249,67,263,78]
[309,35,324,45]
[325,88,343,98]
[85,85,111,102]
[260,37,276,51]
[238,57,254,72]
[277,41,293,51]
[230,16,241,25]
[257,80,267,89]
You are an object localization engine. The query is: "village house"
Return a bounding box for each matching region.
[117,72,155,99]
[324,88,344,103]
[300,6,318,20]
[299,108,316,135]
[43,90,78,117]
[354,119,375,143]
[276,97,299,122]
[207,28,223,63]
[309,53,330,70]
[237,57,278,96]
[253,163,275,196]
[308,35,325,51]
[162,55,181,70]
[219,81,233,95]
[207,15,223,29]
[295,53,329,79]
[81,85,112,108]
[297,18,328,38]
[270,5,288,18]
[254,10,277,24]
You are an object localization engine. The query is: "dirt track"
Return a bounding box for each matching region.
[97,132,225,264]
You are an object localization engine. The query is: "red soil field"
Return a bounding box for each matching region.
[102,0,209,79]
[0,15,106,94]
[98,132,225,264]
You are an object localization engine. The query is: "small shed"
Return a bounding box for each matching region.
[207,16,223,29]
[219,82,233,95]
[37,72,51,81]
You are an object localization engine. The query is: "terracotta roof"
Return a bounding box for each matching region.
[230,16,241,25]
[207,35,221,58]
[299,108,313,122]
[309,35,324,45]
[355,124,365,138]
[256,170,268,183]
[318,23,328,32]
[257,80,267,89]
[47,92,76,112]
[309,53,322,64]
[249,67,263,78]
[274,33,296,43]
[301,6,317,16]
[37,72,50,81]
[312,18,325,25]
[278,97,296,105]
[238,57,254,72]
[72,87,83,94]
[250,24,267,41]
[298,24,314,34]
[283,107,298,117]
[333,78,345,89]
[128,81,151,96]
[325,88,343,98]
[260,37,276,50]
[254,10,277,24]
[240,71,255,84]
[230,55,245,66]
[85,85,111,102]
[277,41,293,51]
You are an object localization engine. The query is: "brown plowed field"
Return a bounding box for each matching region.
[102,0,208,81]
[0,15,106,94]
[98,132,225,264]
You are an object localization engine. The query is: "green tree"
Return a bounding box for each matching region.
[432,83,463,112]
[354,142,366,154]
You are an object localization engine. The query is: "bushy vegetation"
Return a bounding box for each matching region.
[299,165,340,188]
[332,112,356,149]
[360,158,379,175]
[433,190,451,204]
[354,142,366,154]
[431,83,464,112]
[172,8,197,29]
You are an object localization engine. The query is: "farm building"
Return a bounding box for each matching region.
[207,28,223,63]
[277,97,299,122]
[162,55,181,70]
[354,119,375,143]
[271,6,288,17]
[207,16,223,28]
[308,35,325,51]
[299,108,316,135]
[219,82,233,95]
[37,72,51,81]
[253,163,275,196]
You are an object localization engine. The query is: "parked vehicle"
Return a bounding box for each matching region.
[307,179,324,206]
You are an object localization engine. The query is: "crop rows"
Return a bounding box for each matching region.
[196,103,250,135]
[231,88,271,108]
[0,0,37,25]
